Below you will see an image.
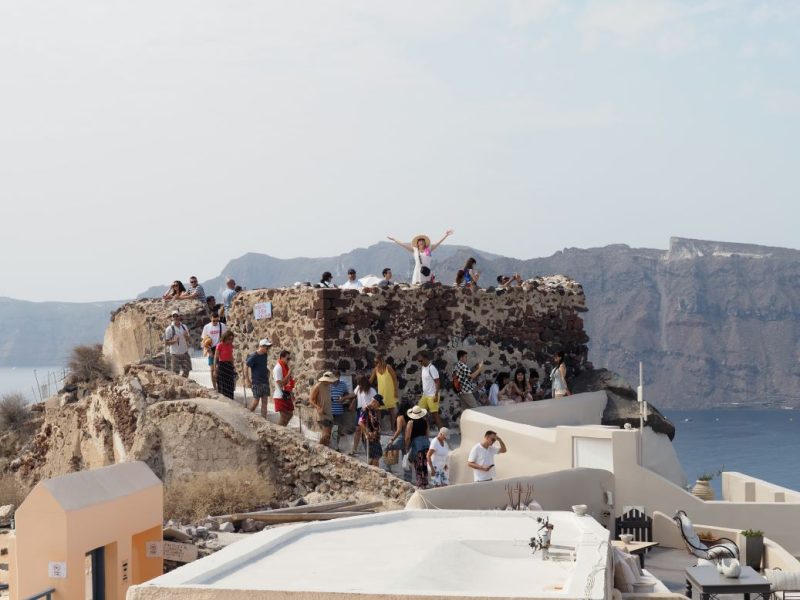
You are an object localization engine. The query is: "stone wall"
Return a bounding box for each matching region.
[226,277,589,421]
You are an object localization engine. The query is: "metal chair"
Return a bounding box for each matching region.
[673,510,739,561]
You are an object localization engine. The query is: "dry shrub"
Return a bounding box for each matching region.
[0,473,26,507]
[164,469,274,523]
[0,393,30,431]
[68,344,113,383]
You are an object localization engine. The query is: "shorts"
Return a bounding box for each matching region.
[169,352,191,375]
[459,392,479,409]
[274,395,294,413]
[368,440,383,460]
[317,418,333,428]
[418,395,439,413]
[252,383,270,398]
[332,413,346,429]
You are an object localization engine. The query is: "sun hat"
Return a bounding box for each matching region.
[438,427,450,438]
[413,234,431,248]
[258,338,272,347]
[202,337,213,349]
[407,405,428,420]
[318,371,338,383]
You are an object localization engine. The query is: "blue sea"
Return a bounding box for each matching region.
[665,408,800,495]
[0,366,67,403]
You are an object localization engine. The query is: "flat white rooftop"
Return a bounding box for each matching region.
[131,510,611,600]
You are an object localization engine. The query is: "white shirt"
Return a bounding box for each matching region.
[272,363,285,399]
[488,383,500,406]
[355,386,376,409]
[468,443,499,482]
[421,364,439,397]
[165,322,189,354]
[341,279,363,290]
[201,322,228,346]
[429,437,450,469]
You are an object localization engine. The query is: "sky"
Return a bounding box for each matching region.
[1,0,799,303]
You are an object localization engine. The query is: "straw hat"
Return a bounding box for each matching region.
[407,405,428,420]
[202,337,213,349]
[318,371,338,383]
[412,234,431,249]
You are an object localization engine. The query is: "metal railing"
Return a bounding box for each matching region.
[23,588,56,600]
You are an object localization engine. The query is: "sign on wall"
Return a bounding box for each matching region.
[253,301,273,320]
[145,541,163,558]
[163,541,199,563]
[48,561,67,578]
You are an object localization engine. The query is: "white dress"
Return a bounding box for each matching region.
[412,247,432,284]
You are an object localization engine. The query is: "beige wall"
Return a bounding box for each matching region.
[722,471,800,503]
[11,482,163,600]
[407,469,615,527]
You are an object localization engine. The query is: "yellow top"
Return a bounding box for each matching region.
[376,368,397,408]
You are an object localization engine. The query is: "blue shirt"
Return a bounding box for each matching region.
[222,288,236,310]
[329,380,348,416]
[246,352,270,386]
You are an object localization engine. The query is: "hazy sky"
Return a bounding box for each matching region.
[2,1,799,303]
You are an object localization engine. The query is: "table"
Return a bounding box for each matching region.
[685,565,770,600]
[611,540,660,568]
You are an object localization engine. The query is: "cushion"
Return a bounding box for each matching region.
[612,548,639,593]
[765,570,800,591]
[624,553,643,577]
[674,511,707,551]
[707,542,738,560]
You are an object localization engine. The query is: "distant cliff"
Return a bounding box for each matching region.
[0,297,123,367]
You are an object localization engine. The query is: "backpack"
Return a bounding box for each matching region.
[452,369,462,393]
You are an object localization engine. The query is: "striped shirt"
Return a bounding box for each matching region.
[186,284,206,303]
[329,380,348,416]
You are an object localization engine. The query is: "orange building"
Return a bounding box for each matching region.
[8,461,163,600]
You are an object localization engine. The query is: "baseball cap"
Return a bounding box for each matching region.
[258,338,272,347]
[171,311,180,317]
[373,394,385,406]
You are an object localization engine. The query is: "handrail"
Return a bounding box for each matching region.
[23,588,56,600]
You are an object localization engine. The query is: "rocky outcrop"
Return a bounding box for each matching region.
[11,366,413,509]
[103,299,207,374]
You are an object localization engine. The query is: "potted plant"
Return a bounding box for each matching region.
[692,472,717,501]
[741,529,764,571]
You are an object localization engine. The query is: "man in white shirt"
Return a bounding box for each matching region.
[201,312,228,349]
[467,430,507,482]
[273,350,294,426]
[416,350,443,429]
[164,312,191,377]
[340,268,363,290]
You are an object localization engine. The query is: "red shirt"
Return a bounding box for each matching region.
[217,341,234,362]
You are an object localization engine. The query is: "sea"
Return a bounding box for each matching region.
[0,368,797,494]
[0,366,67,404]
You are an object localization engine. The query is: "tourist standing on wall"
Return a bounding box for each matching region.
[245,338,272,417]
[213,330,237,400]
[340,268,363,290]
[370,355,399,430]
[462,257,480,288]
[427,427,451,487]
[360,394,384,467]
[467,431,507,482]
[319,272,336,288]
[404,405,430,488]
[387,230,453,284]
[453,350,483,412]
[329,370,353,451]
[273,350,295,426]
[349,375,376,455]
[162,280,186,300]
[181,276,206,303]
[416,351,444,429]
[377,267,393,288]
[550,351,571,398]
[164,312,191,377]
[310,371,338,447]
[221,278,237,320]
